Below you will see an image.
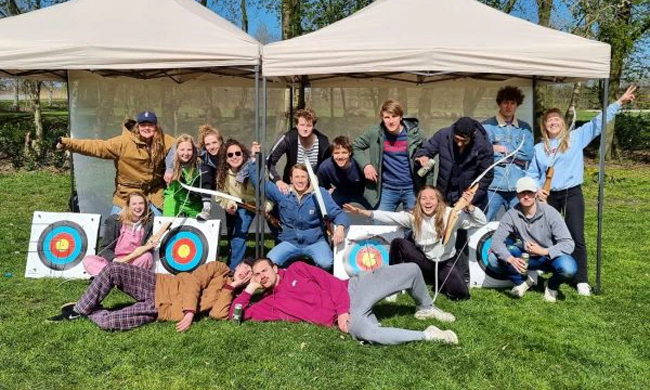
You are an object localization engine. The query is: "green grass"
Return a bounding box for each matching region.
[0,166,648,390]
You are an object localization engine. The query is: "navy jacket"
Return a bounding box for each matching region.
[415,118,493,208]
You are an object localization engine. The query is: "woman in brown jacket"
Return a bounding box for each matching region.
[48,259,254,331]
[57,111,176,215]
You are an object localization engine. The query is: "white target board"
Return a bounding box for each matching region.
[333,225,404,280]
[25,211,101,279]
[468,222,538,288]
[153,217,221,275]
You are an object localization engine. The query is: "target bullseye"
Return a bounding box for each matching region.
[160,226,208,274]
[343,238,390,276]
[37,221,88,270]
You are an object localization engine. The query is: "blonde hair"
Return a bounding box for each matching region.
[171,134,199,182]
[540,108,570,155]
[197,124,223,150]
[412,186,447,241]
[118,191,152,226]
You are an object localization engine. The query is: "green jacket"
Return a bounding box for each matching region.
[352,118,432,208]
[163,166,203,217]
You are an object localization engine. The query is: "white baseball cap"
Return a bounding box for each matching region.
[516,177,539,193]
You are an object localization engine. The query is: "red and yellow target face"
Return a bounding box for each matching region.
[160,226,208,274]
[343,239,390,276]
[37,221,87,270]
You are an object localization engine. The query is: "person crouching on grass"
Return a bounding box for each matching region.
[48,259,254,331]
[83,191,155,277]
[230,258,459,346]
[489,177,576,302]
[344,185,486,305]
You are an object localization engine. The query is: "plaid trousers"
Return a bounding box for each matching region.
[75,262,158,330]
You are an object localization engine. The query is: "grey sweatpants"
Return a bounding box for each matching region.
[347,263,434,345]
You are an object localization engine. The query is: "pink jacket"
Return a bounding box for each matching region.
[231,262,350,327]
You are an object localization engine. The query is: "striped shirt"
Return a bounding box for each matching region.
[297,138,320,169]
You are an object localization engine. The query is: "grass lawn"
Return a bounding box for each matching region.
[0,164,648,390]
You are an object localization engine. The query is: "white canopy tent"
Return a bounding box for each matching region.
[263,0,610,81]
[261,0,612,292]
[0,0,260,79]
[0,0,267,249]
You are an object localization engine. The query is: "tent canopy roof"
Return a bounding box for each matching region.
[0,0,261,79]
[262,0,611,82]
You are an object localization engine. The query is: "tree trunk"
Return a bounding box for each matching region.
[566,82,581,120]
[282,0,302,40]
[25,80,43,155]
[12,79,20,112]
[240,0,248,33]
[536,0,552,27]
[329,88,334,117]
[462,86,485,117]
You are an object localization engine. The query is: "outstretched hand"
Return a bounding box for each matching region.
[343,203,371,218]
[175,312,194,332]
[616,85,636,106]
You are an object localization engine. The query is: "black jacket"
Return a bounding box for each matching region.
[415,118,493,208]
[97,214,153,261]
[266,128,331,183]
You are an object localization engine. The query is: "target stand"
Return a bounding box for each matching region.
[25,211,101,279]
[153,217,220,275]
[333,225,404,280]
[468,221,538,288]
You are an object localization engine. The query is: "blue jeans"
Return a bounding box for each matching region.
[110,203,162,216]
[226,208,255,270]
[491,245,577,290]
[331,190,372,210]
[267,240,333,269]
[485,190,519,222]
[377,186,416,212]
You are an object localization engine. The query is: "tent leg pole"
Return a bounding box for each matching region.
[595,78,609,295]
[254,65,261,258]
[260,77,268,257]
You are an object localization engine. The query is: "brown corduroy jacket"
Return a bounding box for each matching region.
[155,261,235,322]
[62,126,175,209]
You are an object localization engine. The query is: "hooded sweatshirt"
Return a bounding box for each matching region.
[491,201,575,261]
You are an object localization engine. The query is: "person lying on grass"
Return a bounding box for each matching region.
[230,258,459,346]
[489,177,576,303]
[48,259,253,331]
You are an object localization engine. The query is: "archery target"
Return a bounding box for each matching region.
[333,225,404,280]
[468,222,538,288]
[154,217,220,275]
[25,212,101,279]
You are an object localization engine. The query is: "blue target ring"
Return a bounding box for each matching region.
[37,221,88,271]
[159,226,208,274]
[476,231,510,280]
[343,238,390,276]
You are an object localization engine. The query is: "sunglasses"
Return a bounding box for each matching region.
[227,151,243,158]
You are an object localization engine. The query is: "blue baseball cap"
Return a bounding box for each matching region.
[137,111,157,125]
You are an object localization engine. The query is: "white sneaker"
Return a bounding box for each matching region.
[415,306,456,323]
[544,281,558,303]
[577,283,592,297]
[384,293,398,303]
[423,325,458,345]
[510,276,535,298]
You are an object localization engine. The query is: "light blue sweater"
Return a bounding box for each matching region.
[527,103,621,191]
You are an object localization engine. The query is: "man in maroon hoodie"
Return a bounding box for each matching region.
[231,258,458,345]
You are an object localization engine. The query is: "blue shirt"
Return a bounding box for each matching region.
[527,103,621,191]
[483,114,534,192]
[381,129,412,188]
